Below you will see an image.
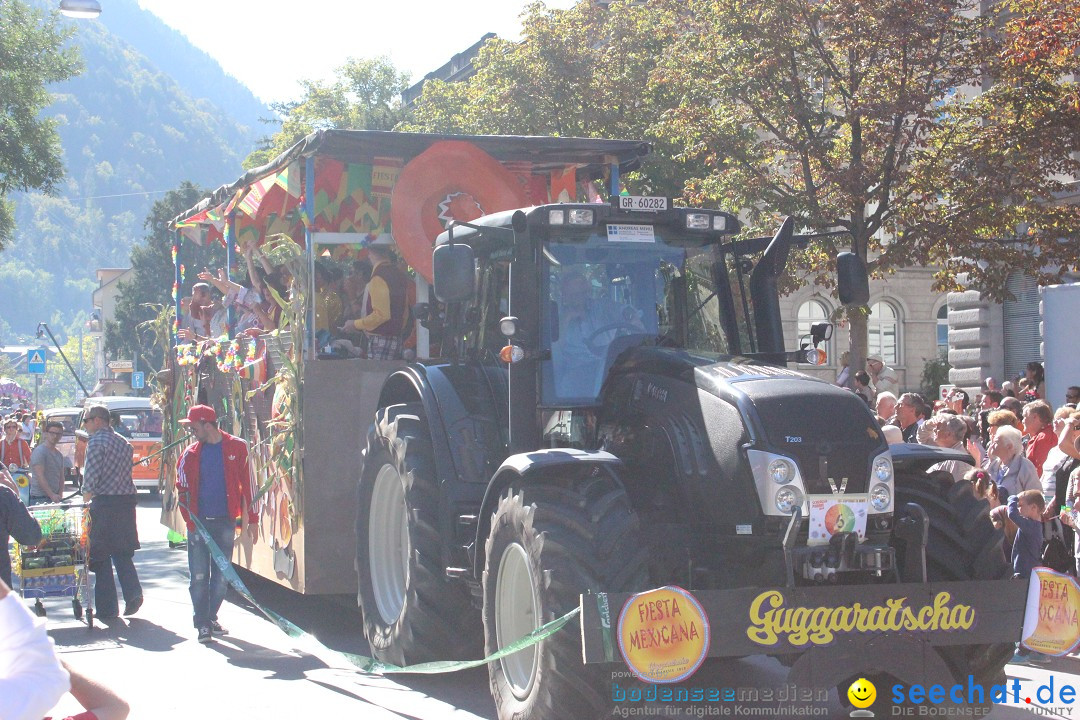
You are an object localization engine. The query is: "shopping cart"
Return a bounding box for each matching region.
[8,465,32,505]
[13,502,93,628]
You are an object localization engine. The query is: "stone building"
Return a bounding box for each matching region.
[781,267,949,394]
[782,266,1076,399]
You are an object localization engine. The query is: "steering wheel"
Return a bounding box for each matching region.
[585,322,641,356]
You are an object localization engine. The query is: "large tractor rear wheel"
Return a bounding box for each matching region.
[892,469,1014,692]
[355,403,479,665]
[483,478,648,720]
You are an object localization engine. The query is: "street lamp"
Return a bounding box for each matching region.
[59,0,102,18]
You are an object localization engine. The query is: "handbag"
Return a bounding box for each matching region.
[1042,518,1074,574]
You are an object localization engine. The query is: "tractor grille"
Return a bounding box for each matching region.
[749,386,884,496]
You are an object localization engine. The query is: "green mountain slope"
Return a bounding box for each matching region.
[2,0,269,338]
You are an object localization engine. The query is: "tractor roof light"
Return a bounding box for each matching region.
[568,209,594,225]
[548,209,565,225]
[686,212,711,230]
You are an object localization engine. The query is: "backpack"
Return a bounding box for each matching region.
[1041,518,1074,574]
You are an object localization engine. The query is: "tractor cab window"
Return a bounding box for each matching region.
[540,233,742,405]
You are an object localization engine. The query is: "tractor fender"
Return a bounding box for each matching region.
[376,363,507,487]
[473,449,629,578]
[888,442,974,476]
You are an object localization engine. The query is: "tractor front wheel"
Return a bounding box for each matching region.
[484,479,648,720]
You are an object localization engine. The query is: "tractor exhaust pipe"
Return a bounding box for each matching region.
[749,217,795,357]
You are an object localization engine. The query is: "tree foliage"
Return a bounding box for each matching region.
[2,0,259,338]
[652,0,1080,371]
[0,0,81,248]
[908,0,1080,294]
[403,0,698,196]
[244,56,412,169]
[109,182,223,370]
[405,0,1079,376]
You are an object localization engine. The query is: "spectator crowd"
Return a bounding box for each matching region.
[846,358,1080,645]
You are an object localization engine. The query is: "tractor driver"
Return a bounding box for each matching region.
[552,270,643,398]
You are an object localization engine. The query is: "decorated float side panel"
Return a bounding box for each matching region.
[300,358,402,595]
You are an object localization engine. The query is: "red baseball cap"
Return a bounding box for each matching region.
[179,405,217,425]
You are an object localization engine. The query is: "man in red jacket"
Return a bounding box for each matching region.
[176,405,257,644]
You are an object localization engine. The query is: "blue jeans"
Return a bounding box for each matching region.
[188,518,235,629]
[89,552,142,618]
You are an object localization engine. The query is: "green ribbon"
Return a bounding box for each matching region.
[189,513,580,675]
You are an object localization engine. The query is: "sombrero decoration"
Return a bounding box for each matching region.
[390,141,527,283]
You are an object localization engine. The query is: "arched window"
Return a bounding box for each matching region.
[868,300,900,366]
[936,304,949,358]
[796,299,832,363]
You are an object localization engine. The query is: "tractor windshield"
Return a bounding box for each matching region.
[540,232,754,405]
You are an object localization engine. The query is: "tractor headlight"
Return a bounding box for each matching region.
[872,454,893,483]
[870,483,892,512]
[768,458,795,484]
[776,487,804,514]
[748,449,807,517]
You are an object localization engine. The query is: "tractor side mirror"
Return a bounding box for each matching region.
[837,252,869,306]
[432,243,475,303]
[810,322,833,348]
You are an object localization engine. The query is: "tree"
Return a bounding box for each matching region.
[109,182,223,371]
[402,0,698,196]
[655,0,1033,376]
[244,56,411,169]
[908,0,1080,294]
[0,0,81,248]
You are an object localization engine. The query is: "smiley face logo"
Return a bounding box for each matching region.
[847,677,876,709]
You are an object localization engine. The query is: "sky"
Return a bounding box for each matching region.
[135,0,577,104]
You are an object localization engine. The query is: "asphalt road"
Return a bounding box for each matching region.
[18,495,1079,719]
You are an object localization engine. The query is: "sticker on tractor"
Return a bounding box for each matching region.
[617,585,710,683]
[807,494,868,545]
[606,224,656,243]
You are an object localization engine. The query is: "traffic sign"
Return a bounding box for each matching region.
[131,371,145,390]
[27,349,46,375]
[108,360,134,372]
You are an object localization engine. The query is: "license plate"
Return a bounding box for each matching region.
[618,195,668,212]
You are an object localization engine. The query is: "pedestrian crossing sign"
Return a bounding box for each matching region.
[27,349,46,375]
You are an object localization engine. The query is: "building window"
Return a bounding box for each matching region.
[868,300,900,366]
[796,299,832,363]
[936,304,949,358]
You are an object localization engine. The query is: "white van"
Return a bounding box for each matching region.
[77,397,164,493]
